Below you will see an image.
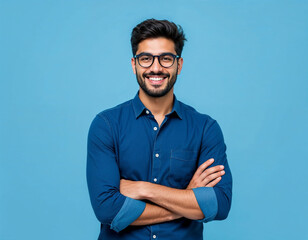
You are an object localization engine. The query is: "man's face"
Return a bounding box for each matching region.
[131,37,183,98]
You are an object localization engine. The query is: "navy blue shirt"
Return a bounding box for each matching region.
[87,92,232,240]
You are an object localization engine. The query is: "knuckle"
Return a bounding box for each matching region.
[204,169,210,175]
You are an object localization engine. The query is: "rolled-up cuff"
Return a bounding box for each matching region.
[192,187,218,223]
[110,197,146,232]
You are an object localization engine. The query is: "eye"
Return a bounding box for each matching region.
[161,55,173,62]
[139,56,152,62]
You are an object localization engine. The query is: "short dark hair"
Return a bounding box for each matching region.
[131,19,186,57]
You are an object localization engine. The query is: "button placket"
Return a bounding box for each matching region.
[150,123,161,239]
[153,152,159,183]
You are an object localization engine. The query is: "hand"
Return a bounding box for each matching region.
[186,158,225,189]
[120,179,145,200]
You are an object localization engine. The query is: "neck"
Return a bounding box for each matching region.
[139,88,174,116]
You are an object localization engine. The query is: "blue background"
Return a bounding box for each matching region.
[1,0,307,239]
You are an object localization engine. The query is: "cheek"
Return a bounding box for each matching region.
[136,68,145,78]
[169,68,178,76]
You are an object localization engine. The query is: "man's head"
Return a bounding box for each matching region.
[131,19,186,98]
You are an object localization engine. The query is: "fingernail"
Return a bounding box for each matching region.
[220,165,224,169]
[221,171,225,174]
[210,158,214,162]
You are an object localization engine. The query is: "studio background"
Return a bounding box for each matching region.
[1,0,307,239]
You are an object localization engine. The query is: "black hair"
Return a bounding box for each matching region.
[131,19,186,57]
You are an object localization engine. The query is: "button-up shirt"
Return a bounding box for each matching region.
[87,92,232,240]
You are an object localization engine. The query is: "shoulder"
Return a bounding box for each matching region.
[178,100,216,126]
[96,99,133,122]
[90,99,134,131]
[178,100,223,139]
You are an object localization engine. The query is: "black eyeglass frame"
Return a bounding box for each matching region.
[134,53,180,68]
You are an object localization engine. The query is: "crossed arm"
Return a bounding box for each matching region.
[87,115,232,232]
[120,158,225,226]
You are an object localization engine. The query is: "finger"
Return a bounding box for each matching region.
[194,158,214,176]
[201,170,225,186]
[199,165,224,181]
[205,176,222,187]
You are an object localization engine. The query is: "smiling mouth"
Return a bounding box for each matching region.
[145,75,168,85]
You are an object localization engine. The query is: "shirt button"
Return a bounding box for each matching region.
[153,235,157,239]
[153,127,158,131]
[146,110,150,114]
[153,178,157,182]
[155,153,159,158]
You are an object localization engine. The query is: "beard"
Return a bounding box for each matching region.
[135,68,178,98]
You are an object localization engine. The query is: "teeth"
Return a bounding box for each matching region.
[149,77,163,81]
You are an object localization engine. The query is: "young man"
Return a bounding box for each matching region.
[87,19,232,240]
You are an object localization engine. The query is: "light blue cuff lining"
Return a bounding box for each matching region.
[192,187,218,223]
[110,197,146,232]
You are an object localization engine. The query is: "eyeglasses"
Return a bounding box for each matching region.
[134,53,180,68]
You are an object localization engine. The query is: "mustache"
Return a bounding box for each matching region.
[143,72,170,78]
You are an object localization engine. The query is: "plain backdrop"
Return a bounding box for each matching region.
[1,0,308,239]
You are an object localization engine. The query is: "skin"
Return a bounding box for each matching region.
[124,37,225,225]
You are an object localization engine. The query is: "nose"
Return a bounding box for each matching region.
[150,56,163,72]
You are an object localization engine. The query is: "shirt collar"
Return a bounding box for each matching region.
[132,91,183,120]
[132,92,146,118]
[170,95,183,120]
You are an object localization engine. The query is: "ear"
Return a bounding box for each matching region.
[131,57,136,74]
[176,57,184,75]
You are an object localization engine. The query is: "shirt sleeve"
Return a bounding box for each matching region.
[192,187,218,222]
[192,118,233,222]
[86,114,146,232]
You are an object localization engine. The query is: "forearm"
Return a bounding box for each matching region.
[141,182,204,220]
[131,202,181,226]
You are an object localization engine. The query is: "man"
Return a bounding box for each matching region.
[87,19,232,240]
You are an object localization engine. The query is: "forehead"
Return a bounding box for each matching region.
[137,37,176,55]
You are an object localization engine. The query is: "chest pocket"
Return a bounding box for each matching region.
[168,149,199,189]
